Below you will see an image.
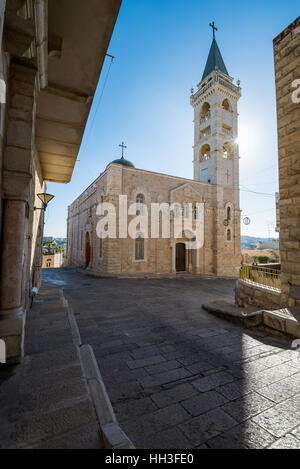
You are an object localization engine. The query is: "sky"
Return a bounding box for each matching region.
[44,0,299,239]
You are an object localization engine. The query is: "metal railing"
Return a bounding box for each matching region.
[240,264,281,291]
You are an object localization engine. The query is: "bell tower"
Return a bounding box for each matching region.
[191,23,241,196]
[190,23,242,275]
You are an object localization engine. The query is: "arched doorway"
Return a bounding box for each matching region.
[85,232,91,268]
[176,243,186,272]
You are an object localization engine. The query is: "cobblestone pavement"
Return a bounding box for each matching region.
[44,268,300,449]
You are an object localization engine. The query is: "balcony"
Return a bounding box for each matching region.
[200,112,211,125]
[200,126,211,140]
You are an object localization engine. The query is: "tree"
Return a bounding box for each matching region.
[258,256,270,264]
[43,240,57,254]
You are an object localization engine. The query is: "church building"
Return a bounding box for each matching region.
[67,27,242,276]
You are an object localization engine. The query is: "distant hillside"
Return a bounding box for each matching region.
[241,236,279,249]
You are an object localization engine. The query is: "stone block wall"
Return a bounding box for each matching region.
[235,279,283,310]
[274,17,300,307]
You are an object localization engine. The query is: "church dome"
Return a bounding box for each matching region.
[109,157,135,168]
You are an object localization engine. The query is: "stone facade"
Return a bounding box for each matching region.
[274,17,300,307]
[235,16,300,310]
[42,252,63,269]
[67,37,242,277]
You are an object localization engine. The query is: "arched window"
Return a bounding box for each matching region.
[223,142,232,159]
[227,229,231,241]
[201,102,210,116]
[135,233,144,260]
[200,144,211,162]
[173,204,180,218]
[136,193,145,215]
[200,102,211,123]
[222,99,231,111]
[227,206,231,221]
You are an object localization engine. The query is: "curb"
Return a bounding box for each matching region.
[79,344,135,449]
[62,289,135,449]
[76,267,237,282]
[203,301,300,340]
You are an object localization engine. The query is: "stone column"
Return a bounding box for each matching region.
[0,200,26,311]
[0,63,37,363]
[0,200,27,363]
[171,244,176,273]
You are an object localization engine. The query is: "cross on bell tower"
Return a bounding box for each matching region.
[119,141,127,159]
[209,21,218,39]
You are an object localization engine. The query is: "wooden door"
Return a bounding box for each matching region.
[176,243,186,272]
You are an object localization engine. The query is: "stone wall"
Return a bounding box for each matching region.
[274,17,300,307]
[67,164,241,276]
[235,279,283,310]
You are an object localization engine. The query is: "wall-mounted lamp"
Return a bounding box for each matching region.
[34,193,55,211]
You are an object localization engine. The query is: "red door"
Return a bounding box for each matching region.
[85,234,91,268]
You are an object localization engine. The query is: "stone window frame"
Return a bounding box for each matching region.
[130,187,150,215]
[133,232,147,263]
[224,202,233,224]
[226,228,232,242]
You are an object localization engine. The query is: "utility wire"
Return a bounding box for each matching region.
[82,55,115,149]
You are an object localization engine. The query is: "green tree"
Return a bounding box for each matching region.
[258,256,270,264]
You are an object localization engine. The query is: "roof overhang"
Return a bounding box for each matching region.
[4,0,122,184]
[36,0,122,183]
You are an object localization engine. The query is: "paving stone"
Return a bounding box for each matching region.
[252,401,300,438]
[192,371,235,392]
[291,425,300,440]
[0,378,88,423]
[145,360,181,375]
[29,423,101,449]
[122,404,190,438]
[257,374,300,403]
[139,368,191,388]
[179,408,237,446]
[220,392,274,423]
[207,420,275,449]
[0,400,98,448]
[268,434,300,449]
[106,380,145,403]
[135,427,193,449]
[216,380,250,401]
[114,397,158,420]
[126,355,166,370]
[151,383,198,408]
[186,361,222,375]
[181,391,228,416]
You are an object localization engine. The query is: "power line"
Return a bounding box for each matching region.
[239,185,275,197]
[83,54,115,148]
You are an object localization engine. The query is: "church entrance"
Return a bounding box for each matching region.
[176,243,186,272]
[85,232,91,268]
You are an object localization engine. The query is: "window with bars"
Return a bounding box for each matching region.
[135,234,144,260]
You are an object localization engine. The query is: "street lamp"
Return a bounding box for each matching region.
[34,193,55,211]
